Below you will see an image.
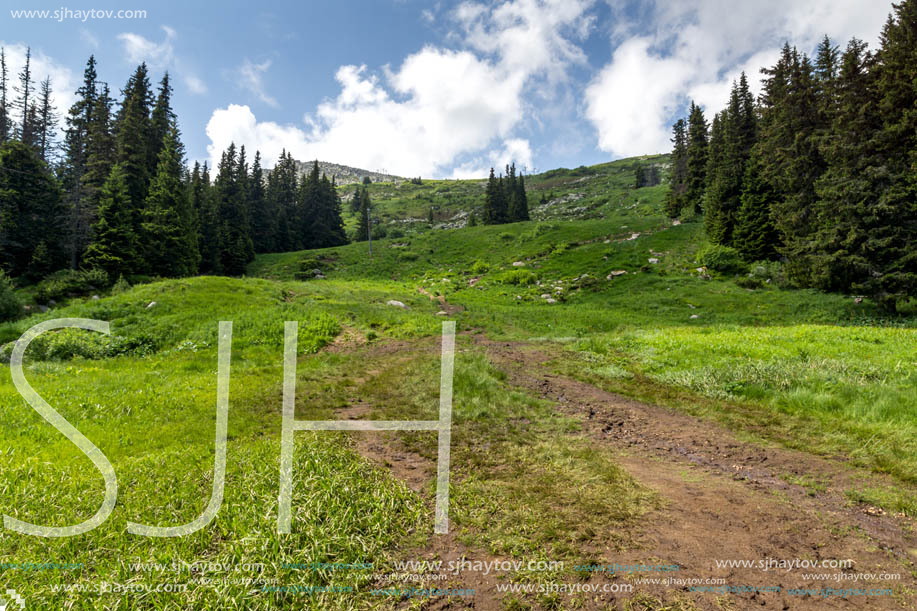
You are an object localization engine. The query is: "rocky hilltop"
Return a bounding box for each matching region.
[291,160,403,185]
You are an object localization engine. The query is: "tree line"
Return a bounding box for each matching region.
[665,0,917,312]
[0,53,347,284]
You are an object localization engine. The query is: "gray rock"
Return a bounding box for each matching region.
[146,301,157,308]
[386,300,407,309]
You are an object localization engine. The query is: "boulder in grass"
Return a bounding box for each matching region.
[648,257,659,264]
[386,300,408,309]
[512,261,525,267]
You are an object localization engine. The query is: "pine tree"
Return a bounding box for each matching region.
[114,63,153,229]
[13,47,34,146]
[506,165,529,221]
[214,143,254,275]
[664,118,688,217]
[62,56,98,268]
[266,150,298,252]
[355,187,371,242]
[82,163,136,279]
[864,1,917,310]
[141,126,199,277]
[35,77,58,162]
[148,73,174,171]
[193,162,220,273]
[483,167,506,224]
[80,84,115,232]
[733,152,780,261]
[703,112,726,239]
[684,102,708,215]
[0,141,66,277]
[0,49,9,144]
[248,151,273,253]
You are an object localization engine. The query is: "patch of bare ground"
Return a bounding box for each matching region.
[475,336,917,610]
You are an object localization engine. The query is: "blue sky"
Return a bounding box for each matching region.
[2,0,892,177]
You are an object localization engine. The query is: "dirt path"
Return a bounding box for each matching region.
[331,336,917,610]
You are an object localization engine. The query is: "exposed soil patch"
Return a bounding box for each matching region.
[476,337,917,610]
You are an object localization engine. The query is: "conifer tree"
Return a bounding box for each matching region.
[0,141,66,277]
[13,47,34,146]
[733,152,780,261]
[664,118,688,218]
[0,49,9,144]
[684,102,708,214]
[214,143,254,275]
[35,77,57,162]
[266,150,297,252]
[193,162,220,273]
[114,63,153,228]
[248,151,273,253]
[62,56,98,267]
[82,163,136,279]
[148,73,174,170]
[483,168,506,224]
[355,187,371,242]
[141,126,199,276]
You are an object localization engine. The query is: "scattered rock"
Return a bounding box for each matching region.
[648,257,659,264]
[146,301,157,309]
[512,261,526,267]
[854,296,864,304]
[627,232,641,241]
[690,314,700,319]
[545,298,557,304]
[608,270,628,277]
[672,219,681,226]
[436,311,448,316]
[540,294,551,299]
[91,295,100,300]
[314,274,325,279]
[468,277,480,287]
[386,300,407,309]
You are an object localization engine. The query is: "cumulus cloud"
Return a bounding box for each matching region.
[117,25,206,95]
[585,0,891,157]
[0,42,76,129]
[205,0,594,177]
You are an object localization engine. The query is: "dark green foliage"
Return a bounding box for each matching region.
[483,164,528,224]
[266,150,298,252]
[141,126,199,277]
[114,63,153,229]
[684,102,708,215]
[33,268,108,304]
[733,152,779,262]
[695,243,748,275]
[193,162,220,274]
[483,167,505,224]
[664,119,688,217]
[0,49,10,144]
[0,140,66,277]
[355,186,371,242]
[248,151,272,253]
[214,143,254,275]
[82,163,136,279]
[0,270,22,321]
[635,165,660,188]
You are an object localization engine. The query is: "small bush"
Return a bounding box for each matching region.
[498,232,514,241]
[470,260,490,274]
[34,269,109,304]
[111,274,132,295]
[498,270,538,286]
[695,244,747,275]
[0,271,23,322]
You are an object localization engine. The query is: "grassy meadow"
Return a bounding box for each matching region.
[1,155,915,609]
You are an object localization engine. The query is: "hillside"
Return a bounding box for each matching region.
[2,154,916,610]
[291,159,403,185]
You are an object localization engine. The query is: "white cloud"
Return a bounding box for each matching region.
[79,28,99,49]
[585,0,891,157]
[449,137,534,179]
[235,58,278,108]
[205,0,594,177]
[117,25,206,95]
[0,42,76,129]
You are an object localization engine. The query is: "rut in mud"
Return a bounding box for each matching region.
[329,336,917,611]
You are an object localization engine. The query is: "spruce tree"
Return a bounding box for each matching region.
[355,187,371,242]
[483,168,505,224]
[194,162,220,273]
[214,143,254,275]
[13,47,34,146]
[664,118,688,218]
[684,102,708,215]
[148,73,174,171]
[35,77,58,162]
[865,1,917,310]
[114,63,153,230]
[141,126,199,277]
[0,49,9,144]
[62,56,98,268]
[248,151,273,253]
[266,150,297,252]
[0,141,66,277]
[733,152,780,261]
[82,163,136,279]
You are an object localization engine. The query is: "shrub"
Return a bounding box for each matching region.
[498,269,538,286]
[695,244,747,275]
[34,268,109,304]
[498,232,514,241]
[111,274,132,295]
[0,271,23,322]
[470,260,490,274]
